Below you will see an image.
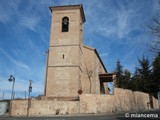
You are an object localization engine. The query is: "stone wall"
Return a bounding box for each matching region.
[80,88,159,114]
[46,67,80,97]
[45,6,83,98]
[11,100,79,116]
[11,88,159,116]
[81,46,107,94]
[50,7,83,47]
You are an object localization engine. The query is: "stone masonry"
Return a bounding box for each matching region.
[43,5,113,99]
[10,5,159,116]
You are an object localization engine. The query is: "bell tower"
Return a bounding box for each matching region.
[44,5,85,98]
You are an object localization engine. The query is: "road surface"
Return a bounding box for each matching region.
[1,109,160,120]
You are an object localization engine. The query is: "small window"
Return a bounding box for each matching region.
[62,17,69,32]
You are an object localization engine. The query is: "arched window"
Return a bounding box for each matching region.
[62,17,69,32]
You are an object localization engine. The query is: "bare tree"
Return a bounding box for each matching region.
[149,16,160,53]
[148,1,160,53]
[85,63,93,93]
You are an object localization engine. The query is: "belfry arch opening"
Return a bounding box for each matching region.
[62,17,69,32]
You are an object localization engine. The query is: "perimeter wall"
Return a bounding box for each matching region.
[80,88,159,113]
[11,88,159,116]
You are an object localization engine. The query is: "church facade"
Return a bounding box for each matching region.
[43,5,115,100]
[10,4,159,116]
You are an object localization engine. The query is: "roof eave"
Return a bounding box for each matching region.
[49,4,86,23]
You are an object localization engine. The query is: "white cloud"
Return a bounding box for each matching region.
[100,52,108,58]
[83,0,156,41]
[0,0,21,23]
[116,10,132,39]
[19,14,41,32]
[0,48,30,71]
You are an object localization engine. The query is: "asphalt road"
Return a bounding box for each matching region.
[1,114,117,120]
[1,109,160,120]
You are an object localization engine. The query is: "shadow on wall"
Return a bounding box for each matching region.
[149,94,154,109]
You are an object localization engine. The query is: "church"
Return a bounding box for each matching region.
[10,4,157,116]
[43,4,116,100]
[10,5,116,116]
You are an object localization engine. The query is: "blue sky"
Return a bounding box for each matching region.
[0,0,159,99]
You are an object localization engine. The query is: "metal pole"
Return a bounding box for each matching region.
[27,87,30,117]
[13,92,15,100]
[25,91,26,99]
[2,92,4,100]
[27,80,32,117]
[10,77,15,100]
[28,87,30,100]
[8,75,15,116]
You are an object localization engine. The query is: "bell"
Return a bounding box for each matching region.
[63,21,67,25]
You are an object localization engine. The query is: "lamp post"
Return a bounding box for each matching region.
[25,91,26,99]
[2,92,4,100]
[28,80,32,99]
[8,75,15,116]
[8,75,15,100]
[27,80,32,117]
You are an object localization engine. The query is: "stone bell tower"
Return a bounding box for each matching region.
[44,5,85,99]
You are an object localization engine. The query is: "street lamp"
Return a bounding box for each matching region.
[27,80,32,117]
[8,75,15,100]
